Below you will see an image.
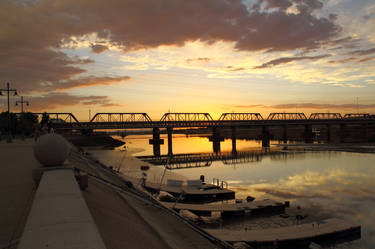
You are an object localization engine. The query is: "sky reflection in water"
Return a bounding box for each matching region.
[119,135,375,248]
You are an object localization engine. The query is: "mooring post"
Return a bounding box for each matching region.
[231,126,237,154]
[167,127,173,155]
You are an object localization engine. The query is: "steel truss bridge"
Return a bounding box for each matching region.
[41,112,375,130]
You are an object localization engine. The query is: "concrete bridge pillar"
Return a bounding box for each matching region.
[326,124,332,143]
[261,125,270,148]
[210,127,224,154]
[362,123,368,142]
[231,126,237,154]
[340,124,346,143]
[167,127,173,155]
[149,128,164,156]
[303,124,314,143]
[283,125,288,144]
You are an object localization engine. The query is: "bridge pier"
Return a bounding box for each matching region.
[231,126,237,154]
[303,124,314,143]
[326,124,332,143]
[362,123,368,142]
[210,127,224,154]
[167,127,173,155]
[283,125,288,144]
[340,124,346,143]
[149,128,164,156]
[261,126,271,148]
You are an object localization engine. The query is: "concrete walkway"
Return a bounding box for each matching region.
[0,139,39,247]
[18,169,106,249]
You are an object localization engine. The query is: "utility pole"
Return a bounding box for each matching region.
[16,96,29,113]
[0,82,18,143]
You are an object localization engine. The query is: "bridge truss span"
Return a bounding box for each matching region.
[309,113,342,119]
[344,113,370,119]
[160,113,213,122]
[267,113,307,120]
[32,113,79,123]
[219,113,263,121]
[90,113,152,122]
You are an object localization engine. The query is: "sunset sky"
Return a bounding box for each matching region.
[1,0,374,120]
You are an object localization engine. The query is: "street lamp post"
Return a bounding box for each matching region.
[16,96,29,141]
[16,96,29,113]
[0,82,18,143]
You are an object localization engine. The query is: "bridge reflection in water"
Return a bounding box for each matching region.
[137,150,307,169]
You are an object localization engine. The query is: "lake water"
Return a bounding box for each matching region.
[93,134,375,248]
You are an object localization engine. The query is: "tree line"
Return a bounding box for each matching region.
[0,112,39,136]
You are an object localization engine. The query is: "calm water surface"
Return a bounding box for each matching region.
[96,134,375,248]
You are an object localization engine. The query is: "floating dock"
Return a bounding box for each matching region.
[205,218,361,248]
[144,182,235,202]
[161,199,288,216]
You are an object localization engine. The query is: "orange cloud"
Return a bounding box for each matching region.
[27,92,121,111]
[51,76,131,91]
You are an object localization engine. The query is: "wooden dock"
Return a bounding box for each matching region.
[205,218,361,247]
[161,199,288,216]
[144,182,235,202]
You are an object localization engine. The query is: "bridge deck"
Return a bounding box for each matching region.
[52,117,375,130]
[161,199,286,213]
[205,218,360,244]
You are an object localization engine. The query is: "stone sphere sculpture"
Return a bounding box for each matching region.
[34,134,70,167]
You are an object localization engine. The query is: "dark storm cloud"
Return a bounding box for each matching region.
[0,0,341,107]
[28,93,120,111]
[0,0,131,99]
[1,0,340,53]
[254,54,330,69]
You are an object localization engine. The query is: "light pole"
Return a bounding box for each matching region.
[0,82,18,143]
[16,96,29,113]
[16,96,29,141]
